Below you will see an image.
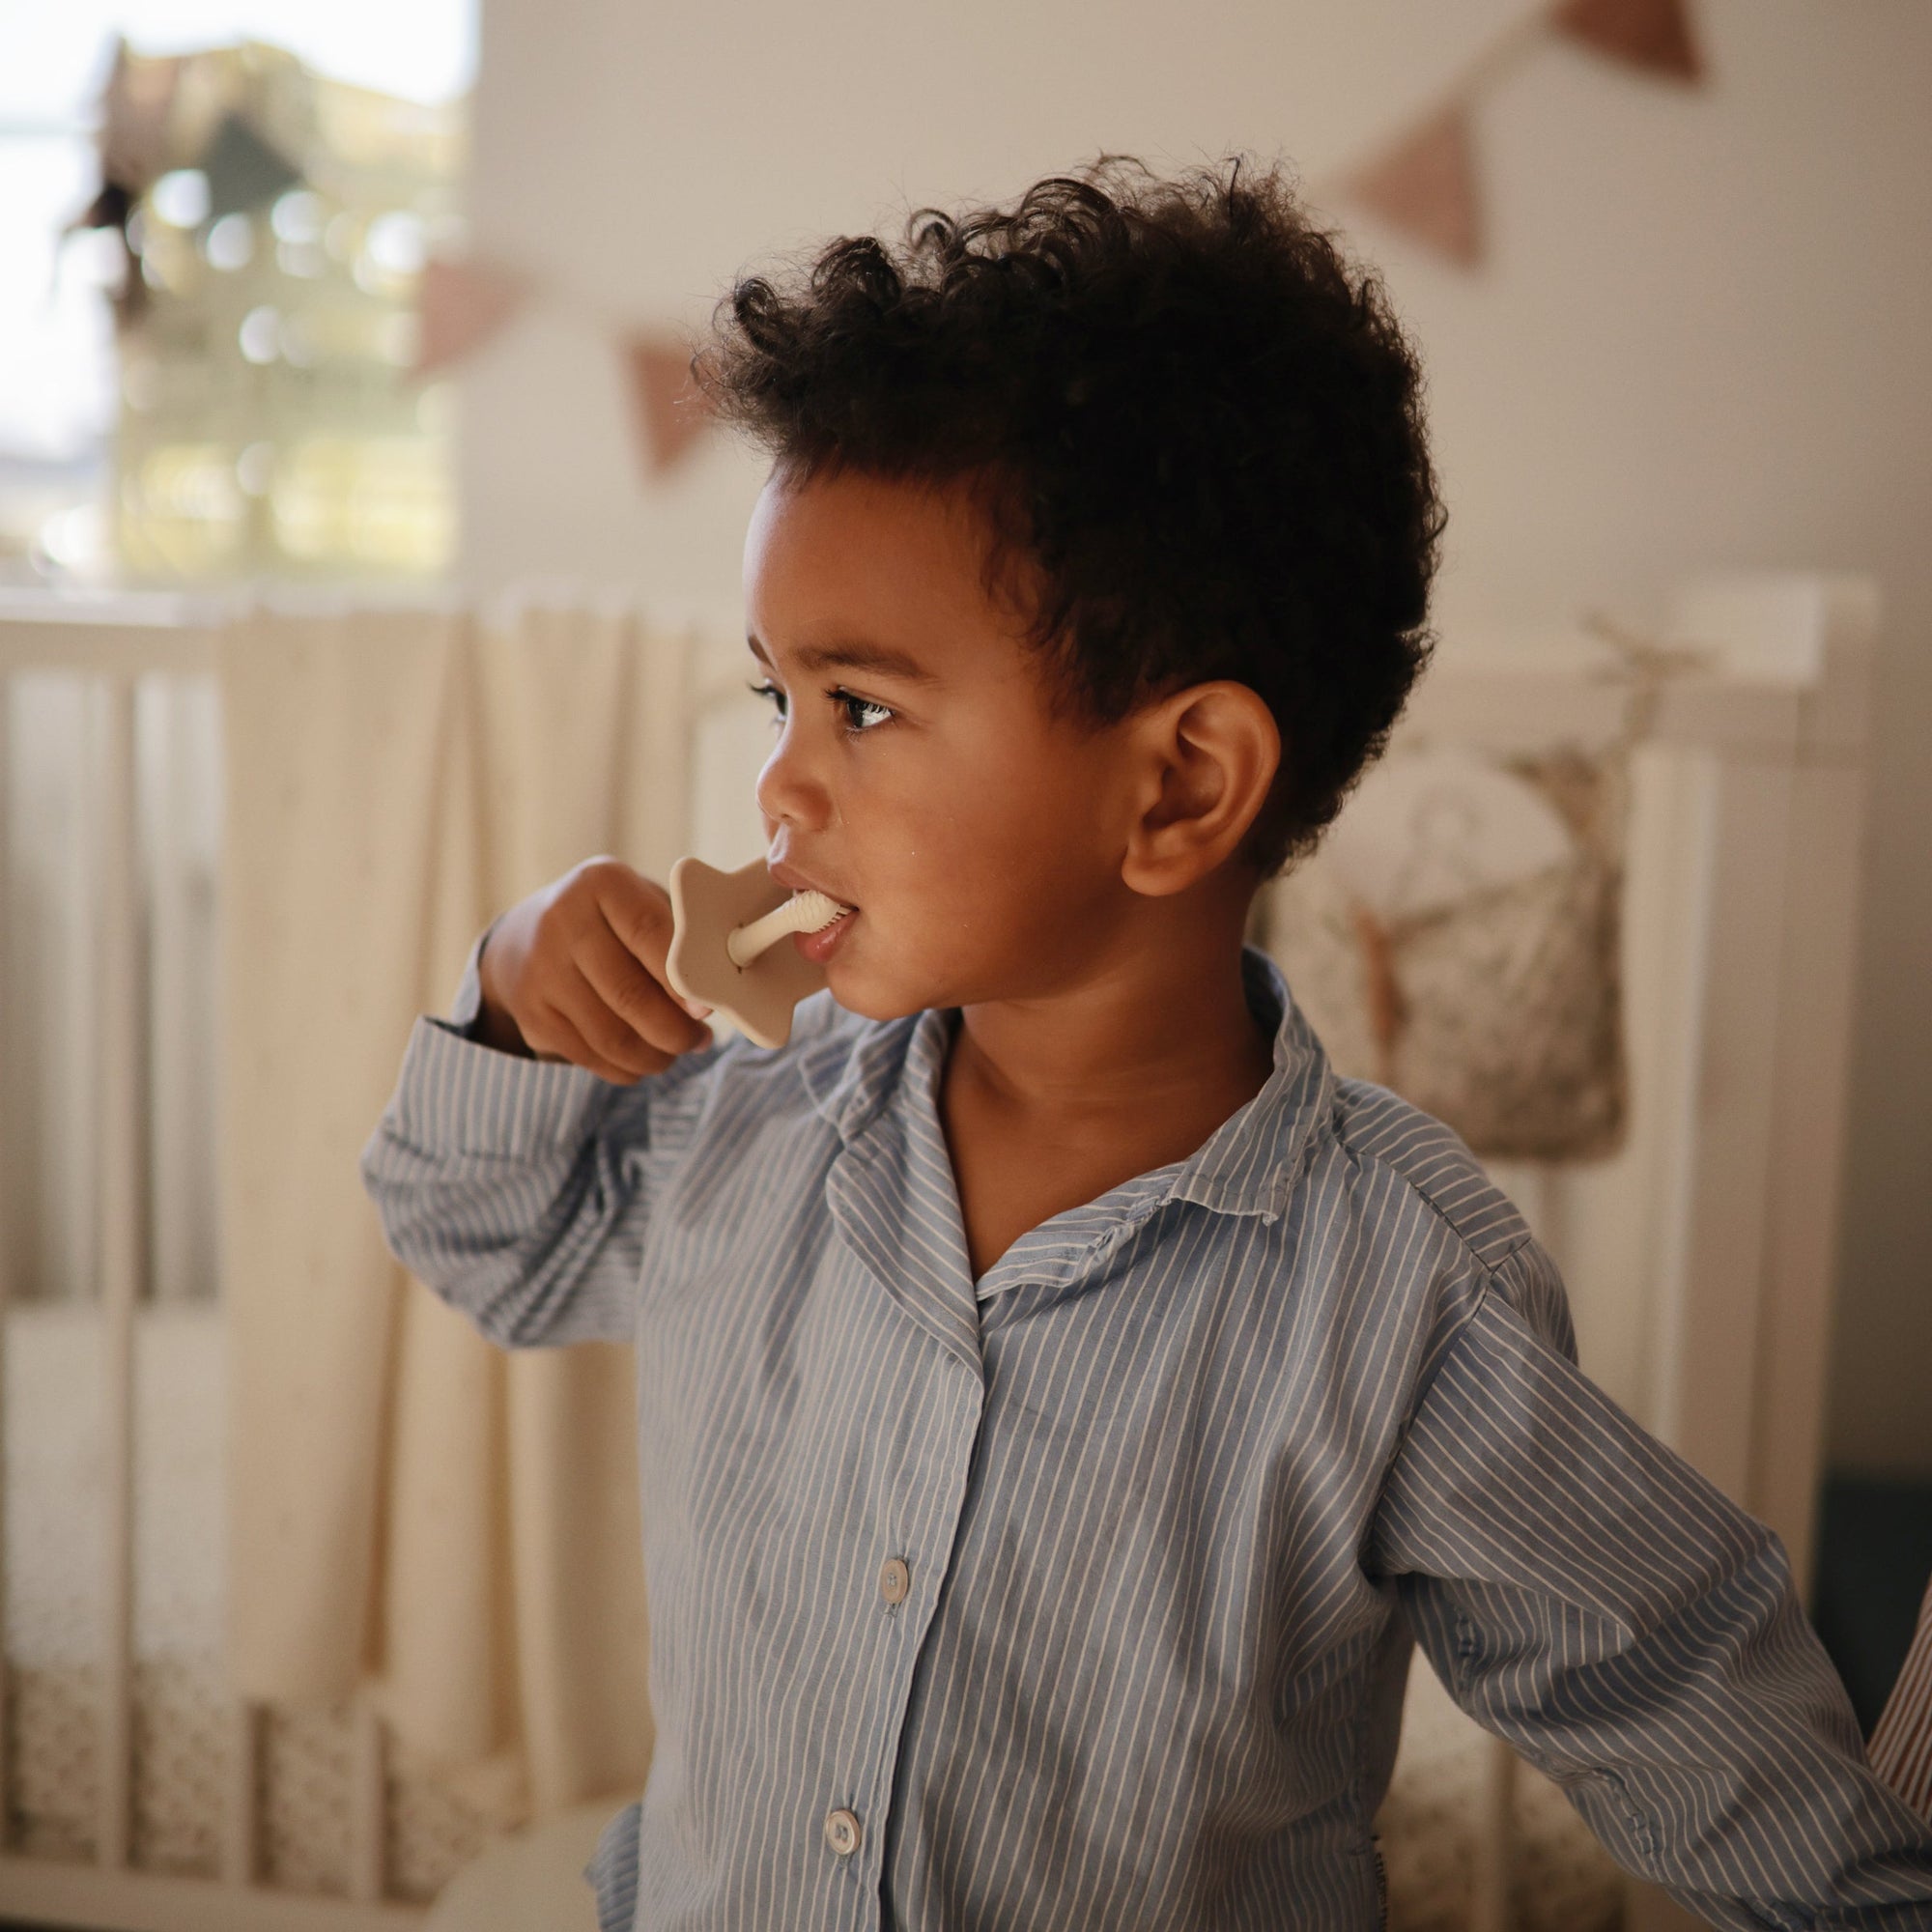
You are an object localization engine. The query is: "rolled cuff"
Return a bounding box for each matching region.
[433,922,495,1039]
[384,994,618,1164]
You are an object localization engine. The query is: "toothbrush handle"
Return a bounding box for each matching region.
[727,896,814,967]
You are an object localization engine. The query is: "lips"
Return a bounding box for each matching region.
[793,904,858,965]
[767,858,855,913]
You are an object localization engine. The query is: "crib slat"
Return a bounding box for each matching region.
[97,674,143,1869]
[0,671,14,1835]
[348,1694,386,1902]
[223,1700,259,1884]
[146,675,220,1305]
[1470,1738,1519,1932]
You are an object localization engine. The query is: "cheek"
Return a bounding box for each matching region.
[890,740,1107,918]
[882,741,1056,872]
[827,733,1121,1011]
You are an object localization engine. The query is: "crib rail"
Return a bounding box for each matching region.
[0,594,419,1929]
[0,1852,422,1932]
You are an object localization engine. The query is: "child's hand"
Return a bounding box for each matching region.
[473,858,714,1082]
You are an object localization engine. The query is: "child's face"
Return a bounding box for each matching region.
[742,466,1144,1020]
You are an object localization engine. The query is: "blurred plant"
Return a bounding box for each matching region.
[74,37,465,581]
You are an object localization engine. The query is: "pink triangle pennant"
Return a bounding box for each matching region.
[413,257,531,376]
[1343,103,1483,269]
[623,335,714,479]
[1554,0,1704,81]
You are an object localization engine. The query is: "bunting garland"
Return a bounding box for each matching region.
[412,0,1704,479]
[1335,0,1704,269]
[408,257,715,477]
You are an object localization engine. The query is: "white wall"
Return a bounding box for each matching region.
[455,0,1932,1478]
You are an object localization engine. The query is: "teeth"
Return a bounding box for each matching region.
[726,890,853,967]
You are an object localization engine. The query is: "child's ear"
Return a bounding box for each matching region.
[1120,681,1281,897]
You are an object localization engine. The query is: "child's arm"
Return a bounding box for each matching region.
[359,861,721,1350]
[1373,1239,1932,1926]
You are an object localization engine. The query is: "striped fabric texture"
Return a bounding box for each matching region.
[361,941,1932,1931]
[1872,1577,1932,1824]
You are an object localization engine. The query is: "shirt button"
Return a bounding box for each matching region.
[879,1557,911,1606]
[824,1807,863,1858]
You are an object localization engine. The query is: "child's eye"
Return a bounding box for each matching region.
[748,678,787,722]
[833,689,895,734]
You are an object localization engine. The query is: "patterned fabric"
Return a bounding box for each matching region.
[1872,1577,1932,1823]
[1260,749,1627,1163]
[360,941,1932,1931]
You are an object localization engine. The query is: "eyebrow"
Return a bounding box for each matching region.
[747,632,940,686]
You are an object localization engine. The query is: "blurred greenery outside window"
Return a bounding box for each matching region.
[2,15,470,585]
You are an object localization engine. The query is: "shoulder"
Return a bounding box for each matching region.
[1321,1075,1531,1272]
[1295,1073,1576,1361]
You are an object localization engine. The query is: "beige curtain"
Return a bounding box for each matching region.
[220,599,693,1825]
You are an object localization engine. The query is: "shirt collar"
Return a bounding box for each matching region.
[799,946,1335,1226]
[1162,945,1338,1222]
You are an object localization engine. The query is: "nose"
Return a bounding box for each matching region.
[753,718,834,836]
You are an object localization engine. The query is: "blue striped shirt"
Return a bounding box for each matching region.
[361,940,1932,1930]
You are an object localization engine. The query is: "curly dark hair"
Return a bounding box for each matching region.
[696,155,1445,873]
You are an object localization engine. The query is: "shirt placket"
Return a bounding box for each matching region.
[827,1353,986,1922]
[816,1098,987,1925]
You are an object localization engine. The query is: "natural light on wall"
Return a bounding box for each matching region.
[0,1,475,584]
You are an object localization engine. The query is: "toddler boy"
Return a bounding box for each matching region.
[363,159,1932,1928]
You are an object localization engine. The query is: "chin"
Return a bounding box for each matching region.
[822,955,948,1024]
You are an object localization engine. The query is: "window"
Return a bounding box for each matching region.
[0,2,476,582]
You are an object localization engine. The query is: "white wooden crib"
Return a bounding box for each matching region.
[0,572,1877,1931]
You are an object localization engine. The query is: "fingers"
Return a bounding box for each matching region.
[589,864,694,1005]
[578,914,713,1059]
[494,859,719,1083]
[550,958,677,1083]
[526,1000,643,1086]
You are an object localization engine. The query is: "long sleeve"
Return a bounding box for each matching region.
[1372,1242,1932,1929]
[358,928,723,1349]
[1870,1577,1932,1823]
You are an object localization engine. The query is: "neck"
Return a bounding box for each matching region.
[946,885,1275,1132]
